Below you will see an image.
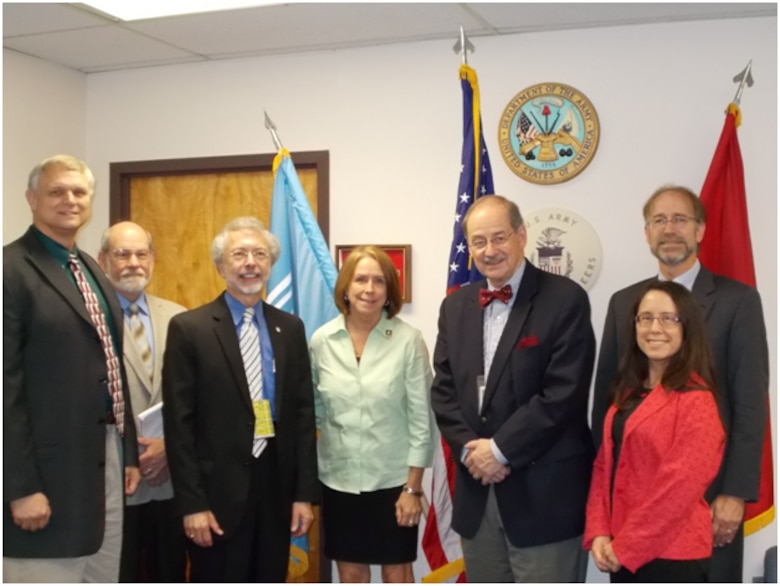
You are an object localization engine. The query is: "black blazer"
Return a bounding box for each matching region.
[591,266,769,502]
[3,228,138,558]
[431,262,596,547]
[162,295,318,537]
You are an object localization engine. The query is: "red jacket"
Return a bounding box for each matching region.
[584,380,724,573]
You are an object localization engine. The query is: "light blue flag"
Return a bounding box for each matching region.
[267,149,338,578]
[267,149,339,341]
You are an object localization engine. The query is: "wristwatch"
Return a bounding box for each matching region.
[402,484,424,497]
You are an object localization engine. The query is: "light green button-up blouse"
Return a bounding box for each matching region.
[310,312,434,494]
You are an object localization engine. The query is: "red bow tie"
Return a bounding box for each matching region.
[479,285,512,308]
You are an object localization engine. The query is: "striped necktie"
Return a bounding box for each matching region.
[67,253,125,436]
[128,303,154,381]
[239,307,266,457]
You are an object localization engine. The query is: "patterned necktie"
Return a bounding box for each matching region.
[239,307,266,457]
[128,303,154,381]
[479,284,512,308]
[67,253,125,436]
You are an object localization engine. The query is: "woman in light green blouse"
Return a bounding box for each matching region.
[310,245,433,583]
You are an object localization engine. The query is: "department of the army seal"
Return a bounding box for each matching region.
[499,83,600,185]
[525,207,602,291]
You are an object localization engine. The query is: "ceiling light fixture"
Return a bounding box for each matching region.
[80,1,280,21]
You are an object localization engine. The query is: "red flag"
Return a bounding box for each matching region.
[698,102,774,536]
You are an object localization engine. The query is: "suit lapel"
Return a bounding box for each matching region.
[23,231,93,327]
[482,263,538,411]
[460,285,486,416]
[212,296,253,410]
[691,266,716,320]
[622,384,673,439]
[147,296,168,402]
[263,304,284,420]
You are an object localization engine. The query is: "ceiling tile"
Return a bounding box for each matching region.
[3,3,108,37]
[127,3,489,56]
[4,25,198,71]
[468,2,777,33]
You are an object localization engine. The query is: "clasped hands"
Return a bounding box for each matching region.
[464,438,510,485]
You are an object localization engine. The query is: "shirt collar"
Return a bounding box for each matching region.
[224,291,265,327]
[117,291,149,315]
[31,225,77,265]
[329,310,392,337]
[657,259,700,292]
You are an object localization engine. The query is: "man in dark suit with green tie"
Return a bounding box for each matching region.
[4,155,140,582]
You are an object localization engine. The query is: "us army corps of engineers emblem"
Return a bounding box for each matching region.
[525,207,602,291]
[499,83,600,185]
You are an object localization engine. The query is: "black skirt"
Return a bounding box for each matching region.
[321,482,418,565]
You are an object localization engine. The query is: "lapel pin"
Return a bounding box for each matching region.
[275,326,281,333]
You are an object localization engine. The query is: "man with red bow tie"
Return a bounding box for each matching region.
[431,195,596,582]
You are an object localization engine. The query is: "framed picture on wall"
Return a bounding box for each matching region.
[335,244,412,302]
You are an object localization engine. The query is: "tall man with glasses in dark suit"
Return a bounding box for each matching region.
[4,155,140,582]
[592,185,769,582]
[162,216,317,582]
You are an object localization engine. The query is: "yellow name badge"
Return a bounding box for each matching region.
[253,400,275,438]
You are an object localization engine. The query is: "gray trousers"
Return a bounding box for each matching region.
[4,426,124,583]
[461,486,588,583]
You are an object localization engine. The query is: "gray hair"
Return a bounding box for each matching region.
[28,154,95,192]
[211,217,281,267]
[99,223,155,254]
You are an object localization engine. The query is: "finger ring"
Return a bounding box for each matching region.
[188,534,195,538]
[408,520,414,526]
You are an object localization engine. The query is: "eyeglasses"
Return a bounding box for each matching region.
[111,249,152,261]
[469,232,511,252]
[647,215,697,229]
[229,249,270,262]
[635,312,681,328]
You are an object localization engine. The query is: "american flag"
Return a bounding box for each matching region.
[445,65,495,295]
[422,62,495,581]
[516,111,538,144]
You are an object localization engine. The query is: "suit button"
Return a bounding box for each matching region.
[98,417,106,424]
[98,461,105,468]
[480,416,487,423]
[247,422,253,429]
[99,377,108,385]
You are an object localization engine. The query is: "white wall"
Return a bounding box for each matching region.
[2,50,87,241]
[4,14,777,583]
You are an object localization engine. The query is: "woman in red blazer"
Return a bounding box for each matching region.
[585,281,724,582]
